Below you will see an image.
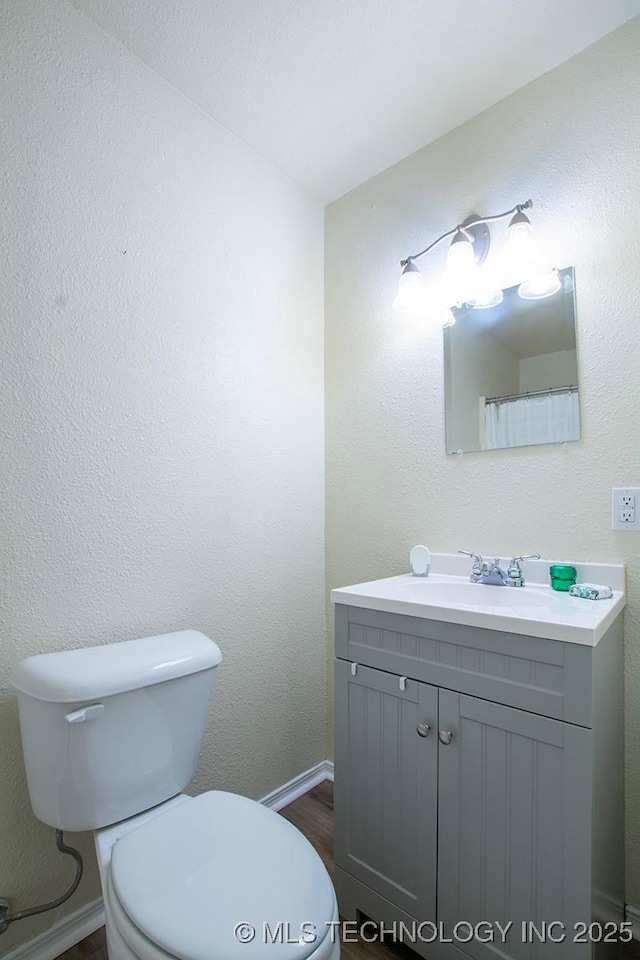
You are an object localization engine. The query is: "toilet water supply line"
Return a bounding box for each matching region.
[0,832,84,934]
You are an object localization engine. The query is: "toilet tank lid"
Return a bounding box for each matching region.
[11,631,222,703]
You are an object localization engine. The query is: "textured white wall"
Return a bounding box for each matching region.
[0,0,325,950]
[326,17,640,903]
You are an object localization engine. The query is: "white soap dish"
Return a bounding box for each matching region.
[409,544,431,577]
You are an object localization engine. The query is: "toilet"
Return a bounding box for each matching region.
[12,631,340,960]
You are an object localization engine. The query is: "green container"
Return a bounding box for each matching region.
[550,564,577,592]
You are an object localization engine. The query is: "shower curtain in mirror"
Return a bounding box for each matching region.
[483,390,580,449]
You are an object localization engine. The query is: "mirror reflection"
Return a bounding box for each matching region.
[444,266,579,454]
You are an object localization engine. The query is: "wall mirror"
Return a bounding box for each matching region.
[443,266,579,454]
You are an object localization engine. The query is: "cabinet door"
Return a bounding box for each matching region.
[334,659,438,921]
[438,690,593,960]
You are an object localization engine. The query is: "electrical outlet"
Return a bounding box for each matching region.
[611,488,640,531]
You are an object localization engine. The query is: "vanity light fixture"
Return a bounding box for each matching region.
[393,199,558,323]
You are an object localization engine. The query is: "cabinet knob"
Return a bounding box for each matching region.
[416,723,431,738]
[438,729,454,745]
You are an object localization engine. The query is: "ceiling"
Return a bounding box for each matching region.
[71,0,640,202]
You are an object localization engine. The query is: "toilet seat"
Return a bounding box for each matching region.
[108,791,338,960]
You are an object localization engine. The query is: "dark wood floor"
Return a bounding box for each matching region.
[57,781,639,960]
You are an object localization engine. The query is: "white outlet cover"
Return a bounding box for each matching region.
[611,487,640,531]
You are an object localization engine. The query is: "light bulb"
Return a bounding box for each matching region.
[504,210,541,281]
[444,229,479,304]
[392,262,430,314]
[469,289,503,310]
[518,269,562,300]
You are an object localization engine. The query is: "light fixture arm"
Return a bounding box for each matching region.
[400,199,532,267]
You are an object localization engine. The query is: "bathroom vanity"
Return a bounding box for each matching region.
[331,555,626,960]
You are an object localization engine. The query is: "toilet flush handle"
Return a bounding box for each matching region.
[64,703,104,724]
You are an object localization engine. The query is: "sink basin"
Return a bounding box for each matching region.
[397,579,552,608]
[331,555,626,645]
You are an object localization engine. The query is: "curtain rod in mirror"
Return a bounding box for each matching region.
[485,384,578,405]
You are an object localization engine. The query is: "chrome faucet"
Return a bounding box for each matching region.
[458,551,541,587]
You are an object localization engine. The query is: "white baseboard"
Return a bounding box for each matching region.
[3,762,334,960]
[259,759,334,811]
[625,904,640,940]
[1,898,105,960]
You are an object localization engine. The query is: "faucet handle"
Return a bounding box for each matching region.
[507,553,541,586]
[458,550,484,574]
[508,553,541,569]
[458,550,482,562]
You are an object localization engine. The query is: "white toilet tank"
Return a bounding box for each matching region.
[11,631,222,832]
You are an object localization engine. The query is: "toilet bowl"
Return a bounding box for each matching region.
[96,791,339,960]
[12,631,340,960]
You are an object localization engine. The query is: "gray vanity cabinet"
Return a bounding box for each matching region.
[334,660,438,921]
[333,603,624,960]
[437,690,592,960]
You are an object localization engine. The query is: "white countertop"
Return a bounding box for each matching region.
[330,554,626,646]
